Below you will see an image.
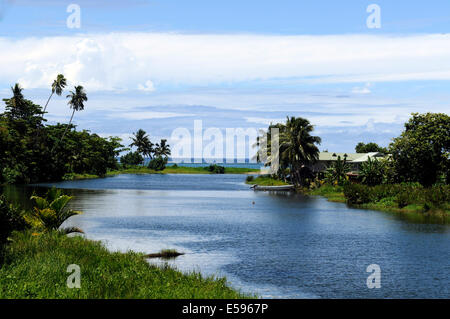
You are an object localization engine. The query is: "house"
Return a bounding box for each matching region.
[308,152,386,175]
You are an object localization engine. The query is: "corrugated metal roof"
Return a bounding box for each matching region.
[318,152,384,162]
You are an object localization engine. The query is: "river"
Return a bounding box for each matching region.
[3,173,449,298]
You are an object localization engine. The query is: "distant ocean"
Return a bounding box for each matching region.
[142,158,263,169]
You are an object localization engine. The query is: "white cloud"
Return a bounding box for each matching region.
[2,33,450,91]
[351,82,372,94]
[137,80,155,92]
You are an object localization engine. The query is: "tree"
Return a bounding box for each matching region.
[130,129,153,159]
[325,155,350,186]
[43,74,67,116]
[279,117,321,185]
[3,84,43,127]
[120,151,144,167]
[389,112,450,186]
[359,157,384,186]
[154,139,171,158]
[355,142,387,154]
[53,85,87,151]
[255,117,321,185]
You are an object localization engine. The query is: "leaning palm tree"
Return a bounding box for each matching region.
[43,74,67,116]
[52,85,87,152]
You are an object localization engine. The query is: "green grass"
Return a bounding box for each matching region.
[0,231,249,299]
[306,185,346,203]
[245,175,290,186]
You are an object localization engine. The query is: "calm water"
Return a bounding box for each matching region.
[5,174,450,298]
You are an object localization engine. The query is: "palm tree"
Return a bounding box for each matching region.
[52,85,87,152]
[154,139,171,158]
[6,83,25,120]
[130,129,154,159]
[43,74,67,116]
[279,117,321,185]
[325,155,351,186]
[26,187,83,234]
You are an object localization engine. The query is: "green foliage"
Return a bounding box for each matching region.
[245,175,289,186]
[359,157,385,186]
[355,142,388,154]
[0,231,247,298]
[389,112,450,186]
[148,156,168,171]
[343,184,372,204]
[0,196,28,253]
[0,84,123,184]
[206,164,225,174]
[120,151,144,167]
[255,116,321,185]
[343,183,449,211]
[245,175,254,182]
[154,139,171,158]
[324,155,350,186]
[130,129,154,158]
[25,188,83,234]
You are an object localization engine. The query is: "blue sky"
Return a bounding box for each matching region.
[1,0,450,156]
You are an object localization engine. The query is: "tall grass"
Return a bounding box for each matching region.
[0,231,249,299]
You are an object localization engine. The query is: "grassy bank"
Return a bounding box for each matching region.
[0,231,248,299]
[66,166,260,180]
[245,175,290,186]
[306,184,449,222]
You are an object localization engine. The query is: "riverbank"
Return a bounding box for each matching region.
[65,166,260,180]
[305,184,450,222]
[245,175,289,186]
[0,230,248,299]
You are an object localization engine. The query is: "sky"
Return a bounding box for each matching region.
[0,0,449,157]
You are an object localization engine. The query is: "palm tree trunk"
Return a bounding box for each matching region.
[36,92,54,139]
[43,92,53,115]
[51,109,75,153]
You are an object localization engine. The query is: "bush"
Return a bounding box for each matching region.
[206,164,225,174]
[245,175,254,182]
[148,156,168,171]
[343,184,372,204]
[120,151,144,167]
[0,196,28,261]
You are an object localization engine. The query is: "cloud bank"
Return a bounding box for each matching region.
[1,32,450,90]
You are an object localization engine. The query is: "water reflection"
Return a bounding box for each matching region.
[2,175,449,298]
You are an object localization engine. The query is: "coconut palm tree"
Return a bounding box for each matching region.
[43,74,67,116]
[154,139,171,158]
[279,117,321,185]
[130,129,154,159]
[52,85,87,152]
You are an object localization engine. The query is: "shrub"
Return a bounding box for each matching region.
[206,164,225,174]
[0,196,28,261]
[245,175,254,182]
[343,184,371,204]
[120,151,144,167]
[395,190,411,208]
[148,156,168,171]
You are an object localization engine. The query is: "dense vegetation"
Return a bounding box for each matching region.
[257,113,449,218]
[0,78,124,184]
[0,189,245,298]
[0,230,246,299]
